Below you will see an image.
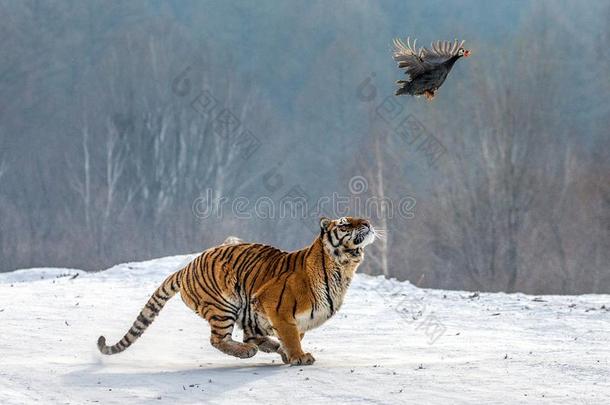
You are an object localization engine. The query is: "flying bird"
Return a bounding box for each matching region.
[392,37,471,100]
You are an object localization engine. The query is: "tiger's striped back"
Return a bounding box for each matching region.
[178,243,309,339]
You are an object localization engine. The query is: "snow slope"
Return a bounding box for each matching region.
[0,254,608,404]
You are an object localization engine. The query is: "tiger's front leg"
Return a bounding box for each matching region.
[257,276,314,365]
[268,314,315,366]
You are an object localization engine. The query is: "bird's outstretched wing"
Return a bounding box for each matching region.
[423,39,465,63]
[393,37,466,79]
[392,37,431,78]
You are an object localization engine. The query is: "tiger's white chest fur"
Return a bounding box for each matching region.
[295,266,355,332]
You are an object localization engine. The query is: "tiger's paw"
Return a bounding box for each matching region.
[258,338,281,353]
[288,352,315,366]
[278,348,289,364]
[244,336,281,353]
[234,343,258,359]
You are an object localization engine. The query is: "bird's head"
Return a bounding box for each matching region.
[457,48,471,58]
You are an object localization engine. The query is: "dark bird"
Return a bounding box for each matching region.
[393,37,471,100]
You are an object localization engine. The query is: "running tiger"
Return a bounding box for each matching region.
[97,216,376,365]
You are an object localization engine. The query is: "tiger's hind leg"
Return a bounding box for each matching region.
[180,250,257,359]
[243,334,281,353]
[242,316,281,354]
[242,332,304,362]
[203,310,258,359]
[209,317,258,359]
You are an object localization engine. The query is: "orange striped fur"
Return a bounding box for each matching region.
[97,216,375,365]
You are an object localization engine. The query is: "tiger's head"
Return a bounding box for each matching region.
[319,216,376,264]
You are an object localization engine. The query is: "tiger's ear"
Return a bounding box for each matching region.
[319,217,332,232]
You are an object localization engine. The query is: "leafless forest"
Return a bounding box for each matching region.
[0,1,608,294]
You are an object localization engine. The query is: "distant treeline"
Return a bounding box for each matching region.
[0,1,608,294]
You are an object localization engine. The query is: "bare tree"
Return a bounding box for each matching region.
[0,155,6,184]
[353,122,391,277]
[422,15,570,292]
[347,108,411,279]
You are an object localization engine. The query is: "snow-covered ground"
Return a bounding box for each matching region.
[0,254,608,404]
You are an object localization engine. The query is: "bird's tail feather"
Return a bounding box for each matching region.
[395,79,413,96]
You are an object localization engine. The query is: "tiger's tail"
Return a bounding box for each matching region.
[97,270,182,355]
